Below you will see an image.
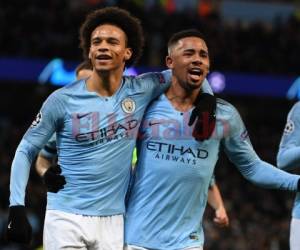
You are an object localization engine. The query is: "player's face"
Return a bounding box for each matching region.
[88,24,132,73]
[166,37,210,91]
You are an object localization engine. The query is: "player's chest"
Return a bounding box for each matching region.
[62,95,147,143]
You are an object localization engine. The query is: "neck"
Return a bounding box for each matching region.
[86,68,123,96]
[165,78,201,112]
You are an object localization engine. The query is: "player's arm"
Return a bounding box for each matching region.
[36,155,65,193]
[7,92,64,244]
[277,102,300,171]
[35,135,65,193]
[223,103,300,191]
[36,154,53,176]
[136,70,213,100]
[158,69,213,94]
[36,133,57,176]
[207,180,229,227]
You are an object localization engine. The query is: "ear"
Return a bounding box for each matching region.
[88,49,92,60]
[166,55,173,69]
[124,48,133,61]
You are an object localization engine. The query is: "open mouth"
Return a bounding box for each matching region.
[188,68,203,81]
[96,54,112,61]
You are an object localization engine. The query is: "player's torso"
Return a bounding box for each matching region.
[47,78,154,215]
[57,79,151,166]
[125,96,230,248]
[134,95,227,191]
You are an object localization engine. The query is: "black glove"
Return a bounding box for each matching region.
[43,164,66,193]
[6,206,32,244]
[188,93,216,141]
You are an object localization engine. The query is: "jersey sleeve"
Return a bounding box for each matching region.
[277,102,300,171]
[134,70,171,100]
[39,133,57,159]
[135,70,213,101]
[10,92,65,206]
[201,78,213,95]
[209,175,216,187]
[222,105,299,191]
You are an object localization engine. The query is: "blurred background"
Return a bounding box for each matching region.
[1,0,300,249]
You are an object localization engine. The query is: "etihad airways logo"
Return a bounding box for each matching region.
[72,112,139,145]
[147,140,208,166]
[147,141,208,158]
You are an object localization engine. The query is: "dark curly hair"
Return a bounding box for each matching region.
[79,7,144,67]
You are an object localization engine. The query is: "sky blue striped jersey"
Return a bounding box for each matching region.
[277,101,300,219]
[9,70,212,216]
[125,95,300,249]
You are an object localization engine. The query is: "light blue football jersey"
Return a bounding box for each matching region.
[277,101,300,219]
[125,96,300,249]
[9,71,212,216]
[10,72,172,215]
[39,133,57,159]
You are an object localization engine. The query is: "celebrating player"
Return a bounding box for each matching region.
[7,7,213,249]
[277,101,300,250]
[124,29,300,250]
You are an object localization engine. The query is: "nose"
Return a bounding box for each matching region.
[192,55,202,65]
[97,41,109,52]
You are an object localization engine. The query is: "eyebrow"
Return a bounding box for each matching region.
[183,48,208,54]
[183,49,195,53]
[91,36,121,43]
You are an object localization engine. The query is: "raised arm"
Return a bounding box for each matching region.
[222,101,300,191]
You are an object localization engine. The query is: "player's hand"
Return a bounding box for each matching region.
[213,206,229,227]
[43,164,66,193]
[6,206,32,244]
[188,93,216,141]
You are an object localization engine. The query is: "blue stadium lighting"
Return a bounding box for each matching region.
[207,71,226,93]
[38,58,138,86]
[38,58,76,86]
[287,76,300,100]
[0,57,298,99]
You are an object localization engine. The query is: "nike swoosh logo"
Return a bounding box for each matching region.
[8,221,12,229]
[76,112,92,119]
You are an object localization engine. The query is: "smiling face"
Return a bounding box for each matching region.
[166,36,210,91]
[88,24,132,73]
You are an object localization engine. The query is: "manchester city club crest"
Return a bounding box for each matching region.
[121,97,136,114]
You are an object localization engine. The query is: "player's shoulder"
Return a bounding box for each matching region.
[50,79,85,98]
[60,79,85,93]
[290,101,300,114]
[216,98,239,118]
[123,71,167,91]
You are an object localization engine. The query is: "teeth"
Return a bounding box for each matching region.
[189,68,202,76]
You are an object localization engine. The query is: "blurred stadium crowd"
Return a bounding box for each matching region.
[0,0,300,249]
[1,0,300,74]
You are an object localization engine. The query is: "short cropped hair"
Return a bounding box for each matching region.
[79,7,144,67]
[167,29,207,54]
